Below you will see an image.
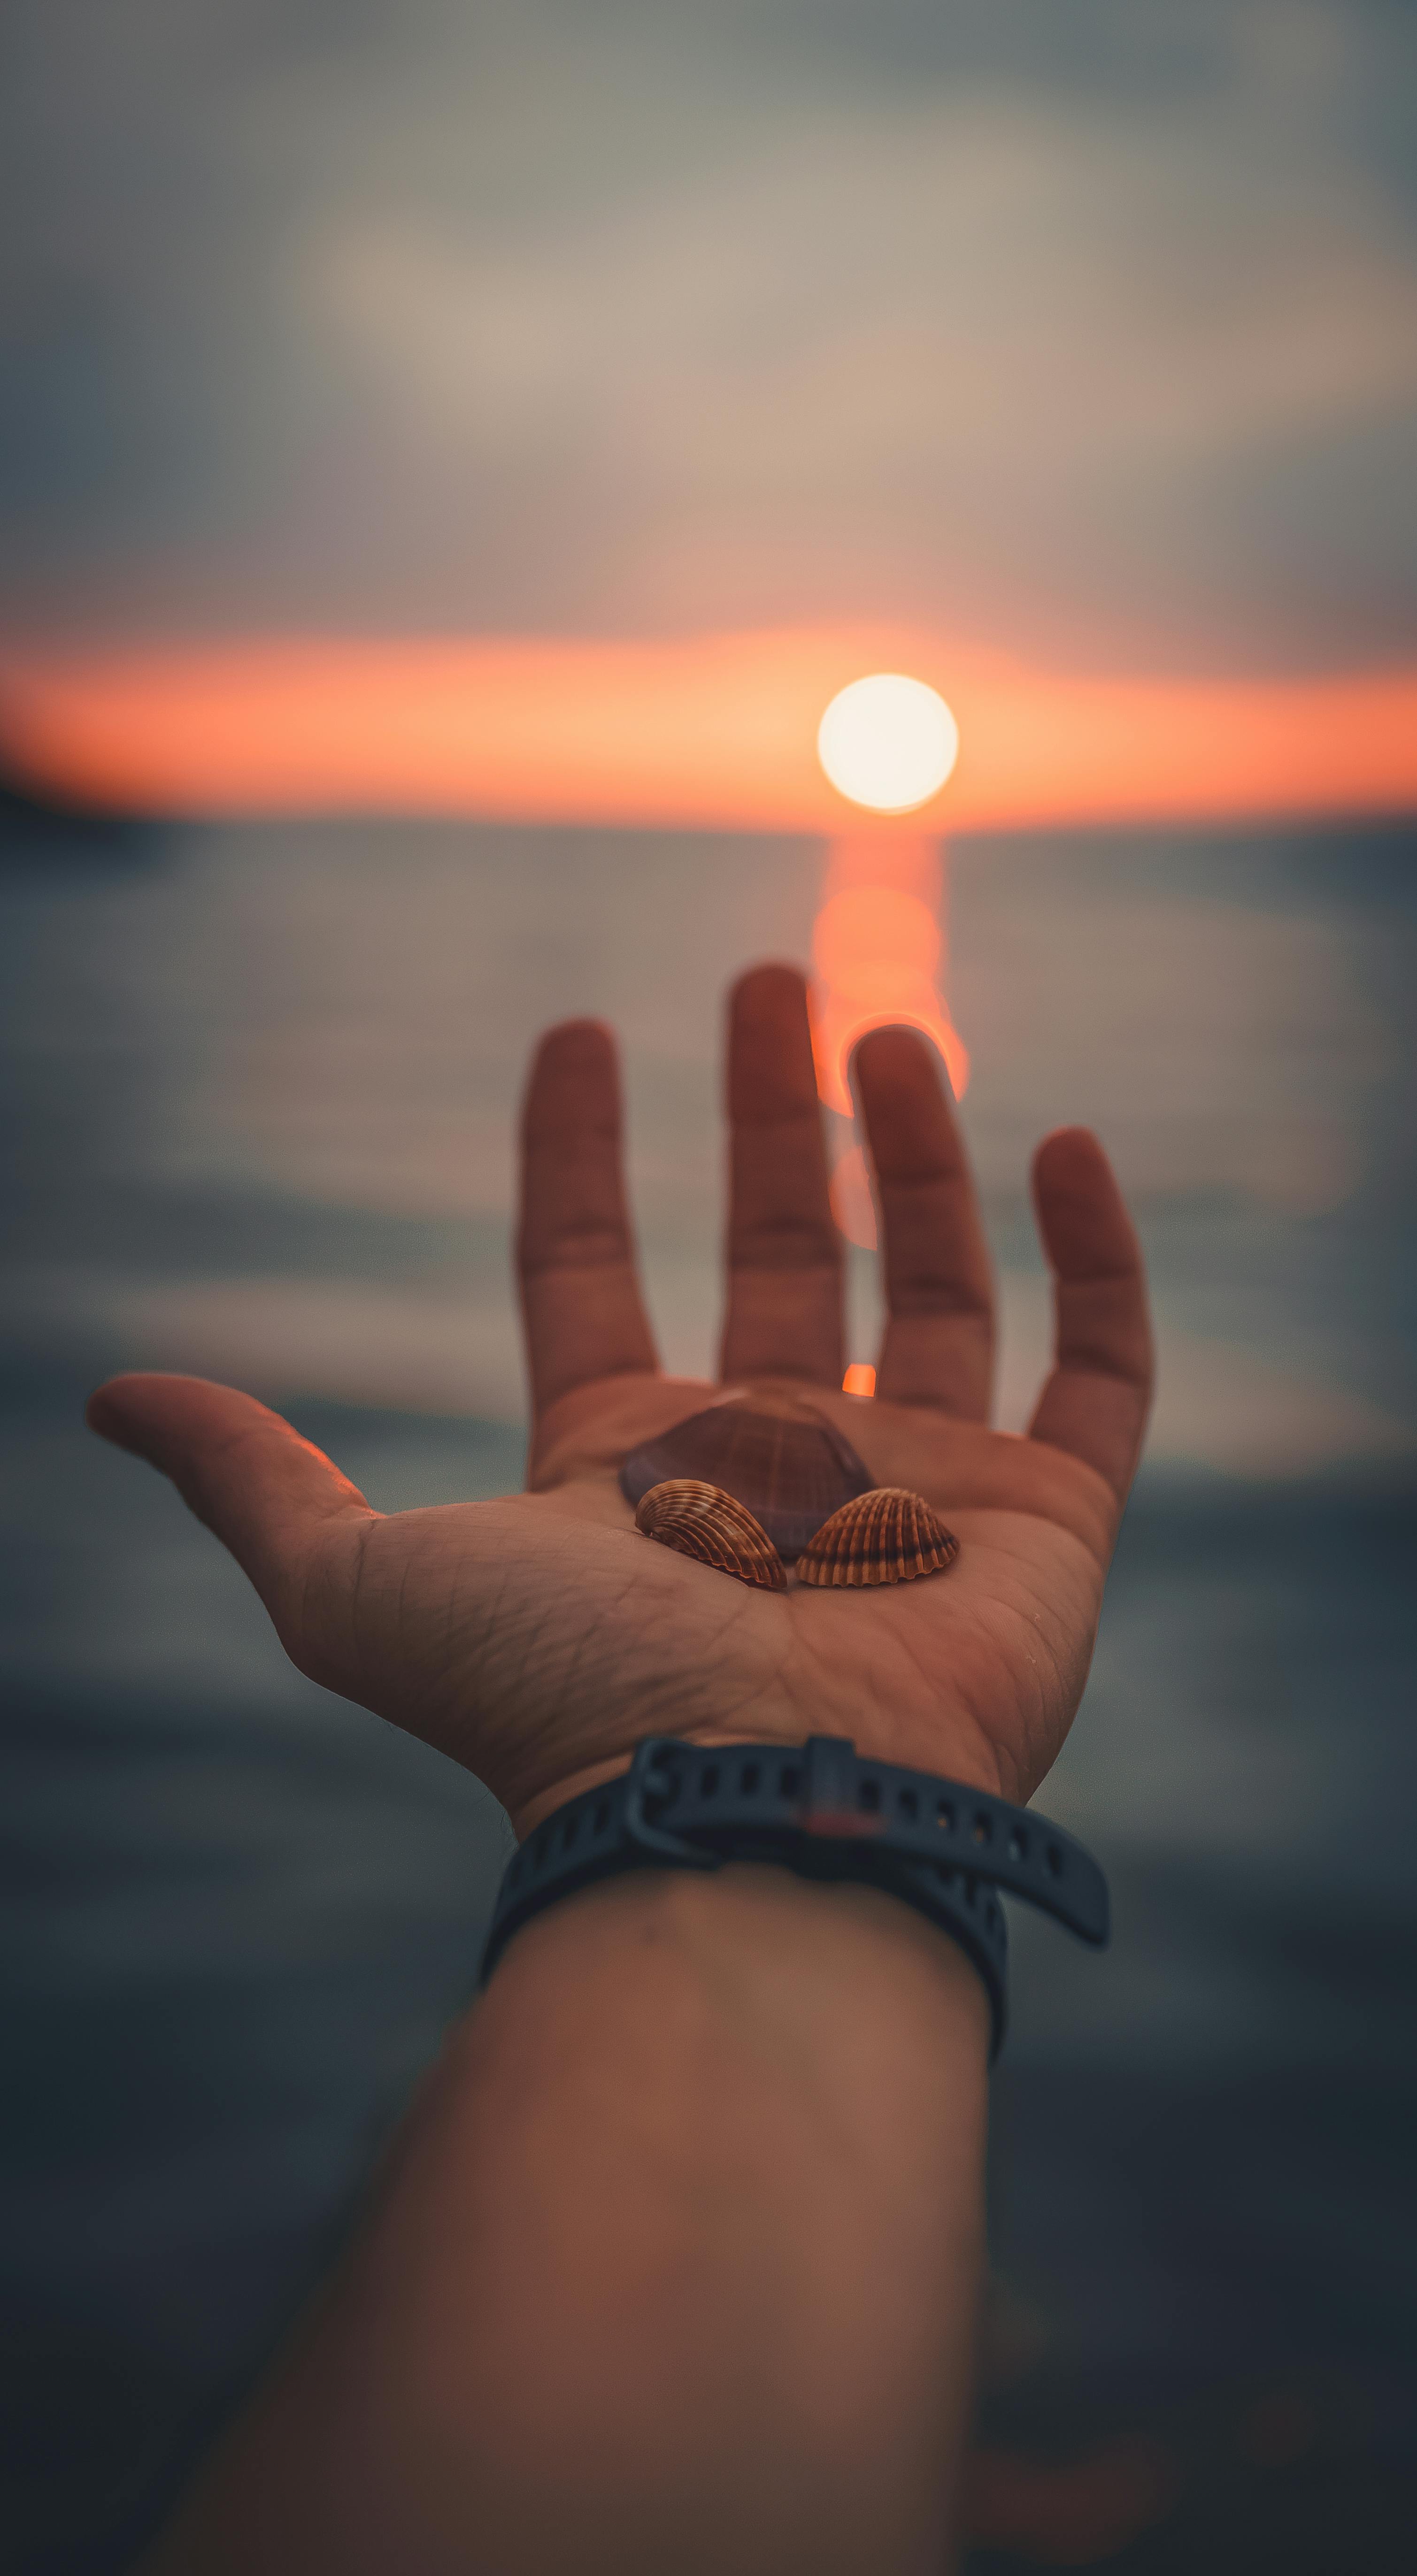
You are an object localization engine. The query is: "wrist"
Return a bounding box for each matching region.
[487,1733,1111,2069]
[512,1725,1006,1840]
[478,1855,993,2064]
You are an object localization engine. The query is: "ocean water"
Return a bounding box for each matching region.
[2,807,1415,2571]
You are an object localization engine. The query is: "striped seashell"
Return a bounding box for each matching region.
[635,1480,787,1591]
[795,1487,959,1588]
[620,1392,874,1564]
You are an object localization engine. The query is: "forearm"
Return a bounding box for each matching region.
[143,1864,990,2576]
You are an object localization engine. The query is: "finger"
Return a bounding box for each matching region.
[718,963,844,1387]
[1027,1128,1154,1501]
[517,1019,658,1417]
[85,1373,372,1644]
[854,1026,994,1416]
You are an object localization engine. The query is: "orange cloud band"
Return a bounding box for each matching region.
[3,627,1415,831]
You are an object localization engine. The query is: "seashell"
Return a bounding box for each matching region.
[795,1487,959,1588]
[620,1392,874,1564]
[635,1480,787,1590]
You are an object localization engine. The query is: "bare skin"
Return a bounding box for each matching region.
[88,965,1152,1834]
[90,962,1153,2576]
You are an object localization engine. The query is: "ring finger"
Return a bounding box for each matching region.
[854,1025,994,1417]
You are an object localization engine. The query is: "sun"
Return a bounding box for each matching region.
[816,673,960,814]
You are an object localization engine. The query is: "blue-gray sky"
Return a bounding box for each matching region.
[2,0,1414,670]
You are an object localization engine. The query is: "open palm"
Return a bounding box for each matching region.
[89,967,1152,1837]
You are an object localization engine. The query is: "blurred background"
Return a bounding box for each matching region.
[2,6,1415,2571]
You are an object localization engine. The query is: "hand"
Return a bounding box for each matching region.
[88,966,1152,1835]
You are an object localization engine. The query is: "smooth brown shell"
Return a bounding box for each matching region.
[620,1393,873,1563]
[635,1480,787,1590]
[794,1487,959,1588]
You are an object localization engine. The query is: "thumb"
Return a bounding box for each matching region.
[86,1373,375,1651]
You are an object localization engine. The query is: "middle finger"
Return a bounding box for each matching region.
[718,963,845,1388]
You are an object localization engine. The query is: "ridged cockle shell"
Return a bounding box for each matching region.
[635,1480,787,1590]
[795,1487,959,1588]
[620,1393,873,1563]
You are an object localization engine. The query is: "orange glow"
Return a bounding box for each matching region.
[810,833,969,1117]
[842,1363,877,1398]
[2,627,1416,828]
[816,998,970,1115]
[830,1144,878,1251]
[812,888,940,1009]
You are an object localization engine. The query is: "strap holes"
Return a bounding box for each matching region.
[898,1788,919,1822]
[593,1800,610,1835]
[1047,1843,1064,1877]
[700,1764,719,1798]
[972,1811,993,1846]
[562,1816,580,1850]
[936,1799,955,1832]
[858,1779,881,1814]
[1008,1828,1027,1863]
[779,1763,801,1797]
[739,1762,760,1795]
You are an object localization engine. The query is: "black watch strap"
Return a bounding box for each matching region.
[480,1735,1109,2062]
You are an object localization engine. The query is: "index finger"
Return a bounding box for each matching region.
[517,1020,658,1418]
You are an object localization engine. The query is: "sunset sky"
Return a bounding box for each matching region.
[2,1,1415,810]
[4,28,1416,2572]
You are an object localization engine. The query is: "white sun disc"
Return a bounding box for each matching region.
[817,673,959,813]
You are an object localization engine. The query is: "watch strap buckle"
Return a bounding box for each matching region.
[622,1736,720,1870]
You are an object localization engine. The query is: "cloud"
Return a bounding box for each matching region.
[1,1,1414,666]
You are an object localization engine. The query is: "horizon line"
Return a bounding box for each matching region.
[4,624,1416,834]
